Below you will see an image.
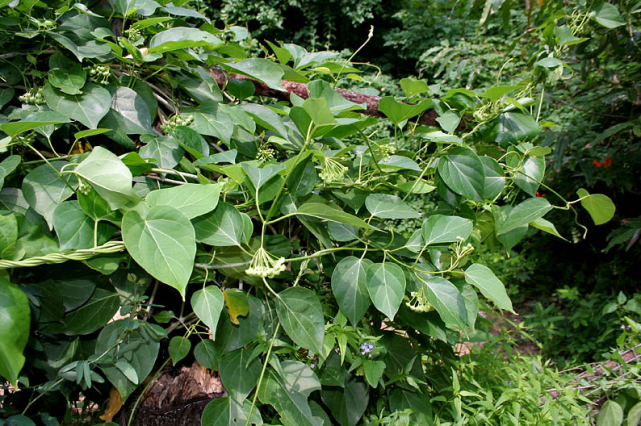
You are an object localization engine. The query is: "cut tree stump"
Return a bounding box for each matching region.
[116,361,224,426]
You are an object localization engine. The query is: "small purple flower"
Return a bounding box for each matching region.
[360,342,375,356]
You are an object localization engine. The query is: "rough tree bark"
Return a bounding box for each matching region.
[208,69,441,127]
[116,361,224,426]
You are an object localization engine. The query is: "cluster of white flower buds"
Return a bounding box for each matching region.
[455,236,474,254]
[77,179,92,196]
[87,65,111,84]
[124,27,141,40]
[19,88,45,105]
[257,145,276,163]
[319,156,347,183]
[379,144,396,161]
[405,288,434,313]
[160,114,194,134]
[245,246,287,278]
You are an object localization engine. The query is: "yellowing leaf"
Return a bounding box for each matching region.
[99,387,123,422]
[224,289,249,325]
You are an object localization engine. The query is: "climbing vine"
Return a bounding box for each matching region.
[0,0,617,425]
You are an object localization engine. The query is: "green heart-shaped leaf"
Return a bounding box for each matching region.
[366,263,406,320]
[43,83,111,129]
[122,204,196,298]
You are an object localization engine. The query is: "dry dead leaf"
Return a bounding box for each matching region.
[99,386,123,422]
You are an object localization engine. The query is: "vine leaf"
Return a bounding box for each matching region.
[493,205,528,251]
[148,27,222,53]
[172,125,210,158]
[378,155,422,172]
[389,389,432,425]
[422,277,468,329]
[122,205,196,299]
[224,58,285,91]
[365,194,420,219]
[303,98,336,128]
[22,161,77,229]
[626,401,641,426]
[464,263,513,312]
[437,146,485,202]
[219,348,262,404]
[288,158,317,197]
[0,111,70,137]
[168,336,191,365]
[480,156,505,200]
[201,397,263,426]
[43,83,111,129]
[294,202,375,230]
[321,376,368,426]
[591,3,625,29]
[48,64,86,95]
[258,369,323,426]
[47,33,112,62]
[331,256,372,326]
[77,189,118,222]
[276,287,325,355]
[366,263,406,320]
[227,78,255,101]
[362,359,386,388]
[399,78,429,98]
[115,361,139,384]
[242,163,286,193]
[577,188,615,225]
[215,295,265,354]
[223,289,249,325]
[378,97,432,127]
[146,183,221,219]
[0,155,20,190]
[139,135,184,169]
[510,154,544,197]
[0,213,17,256]
[280,361,322,396]
[242,103,289,139]
[436,110,461,134]
[0,277,30,385]
[596,400,623,426]
[194,340,220,370]
[421,214,473,246]
[191,285,225,333]
[75,146,139,210]
[461,284,479,330]
[43,288,119,335]
[487,112,539,144]
[101,87,153,135]
[530,217,567,241]
[308,80,364,112]
[53,200,114,249]
[193,202,244,247]
[496,198,552,235]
